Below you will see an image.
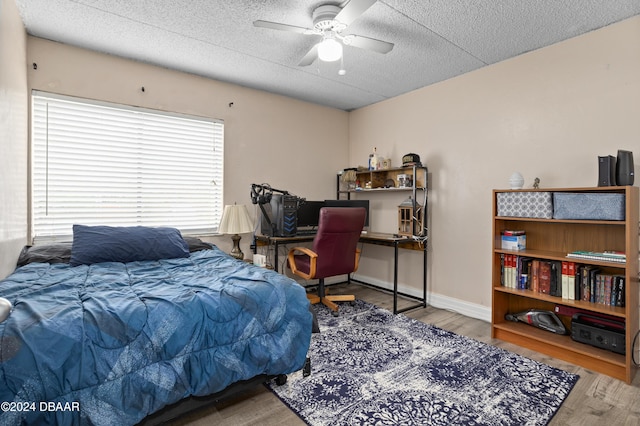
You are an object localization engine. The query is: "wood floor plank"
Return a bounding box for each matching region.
[169,283,640,426]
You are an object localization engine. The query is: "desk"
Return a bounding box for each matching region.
[253,232,427,314]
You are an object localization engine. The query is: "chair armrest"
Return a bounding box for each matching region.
[353,248,361,273]
[287,246,318,280]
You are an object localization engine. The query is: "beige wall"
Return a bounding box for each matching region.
[25,37,349,266]
[0,0,28,277]
[349,16,640,319]
[3,9,638,319]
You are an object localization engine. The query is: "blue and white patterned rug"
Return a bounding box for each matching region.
[268,300,579,426]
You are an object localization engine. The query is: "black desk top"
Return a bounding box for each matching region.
[254,232,424,249]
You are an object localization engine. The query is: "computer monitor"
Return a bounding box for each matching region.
[296,201,325,228]
[324,199,369,228]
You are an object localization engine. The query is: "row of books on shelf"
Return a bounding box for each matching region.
[501,254,625,307]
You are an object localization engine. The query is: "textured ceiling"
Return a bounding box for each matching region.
[14,0,640,111]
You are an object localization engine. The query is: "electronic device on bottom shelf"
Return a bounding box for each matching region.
[571,313,626,355]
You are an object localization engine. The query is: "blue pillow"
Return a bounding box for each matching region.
[70,225,190,266]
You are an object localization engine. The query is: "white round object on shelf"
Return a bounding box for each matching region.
[509,172,524,189]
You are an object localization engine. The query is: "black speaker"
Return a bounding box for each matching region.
[615,150,634,186]
[598,155,616,187]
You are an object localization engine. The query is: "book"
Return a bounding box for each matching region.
[519,257,532,290]
[501,254,516,288]
[596,274,605,304]
[567,262,576,300]
[566,250,626,263]
[579,265,597,302]
[531,259,540,293]
[538,261,551,294]
[504,254,512,288]
[574,263,582,300]
[511,254,518,288]
[552,261,563,297]
[604,274,612,306]
[561,261,569,299]
[613,275,625,307]
[589,267,600,303]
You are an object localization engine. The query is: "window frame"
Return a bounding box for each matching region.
[30,91,224,243]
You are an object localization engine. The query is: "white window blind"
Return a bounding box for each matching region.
[31,91,223,242]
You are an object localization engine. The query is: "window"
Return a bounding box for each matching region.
[31,91,223,242]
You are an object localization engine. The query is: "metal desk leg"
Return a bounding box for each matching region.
[273,241,280,273]
[423,246,427,307]
[393,241,399,314]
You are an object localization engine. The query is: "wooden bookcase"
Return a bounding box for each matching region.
[491,186,639,383]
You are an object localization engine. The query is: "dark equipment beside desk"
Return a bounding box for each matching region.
[251,183,303,237]
[259,193,300,237]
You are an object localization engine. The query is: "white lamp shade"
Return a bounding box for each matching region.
[318,38,343,62]
[218,204,254,234]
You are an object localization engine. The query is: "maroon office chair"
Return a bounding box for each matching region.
[288,207,366,314]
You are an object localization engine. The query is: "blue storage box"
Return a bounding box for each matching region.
[553,193,625,220]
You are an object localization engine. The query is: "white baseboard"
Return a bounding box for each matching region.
[428,292,491,323]
[348,273,492,323]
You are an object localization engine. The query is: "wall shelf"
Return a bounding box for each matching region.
[337,165,428,236]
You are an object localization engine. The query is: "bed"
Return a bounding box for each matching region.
[0,225,313,425]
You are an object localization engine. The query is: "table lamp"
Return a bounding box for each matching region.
[218,204,254,260]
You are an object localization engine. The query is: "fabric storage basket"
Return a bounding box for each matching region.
[553,192,625,220]
[496,191,553,219]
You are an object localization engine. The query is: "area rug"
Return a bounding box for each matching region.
[267,300,579,426]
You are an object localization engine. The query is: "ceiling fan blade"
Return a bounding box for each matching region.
[298,44,318,66]
[335,0,377,26]
[253,20,314,34]
[345,34,394,54]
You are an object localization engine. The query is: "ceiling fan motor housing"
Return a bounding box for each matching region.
[313,5,345,32]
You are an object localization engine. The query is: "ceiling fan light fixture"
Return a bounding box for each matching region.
[317,38,343,62]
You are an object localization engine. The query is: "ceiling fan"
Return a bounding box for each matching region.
[253,0,394,69]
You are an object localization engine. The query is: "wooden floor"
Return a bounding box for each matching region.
[169,283,640,426]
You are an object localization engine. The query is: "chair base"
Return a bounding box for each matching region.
[307,280,355,314]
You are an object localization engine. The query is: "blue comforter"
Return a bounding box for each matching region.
[0,247,312,425]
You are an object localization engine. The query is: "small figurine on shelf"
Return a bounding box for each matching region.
[369,147,380,170]
[533,177,540,189]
